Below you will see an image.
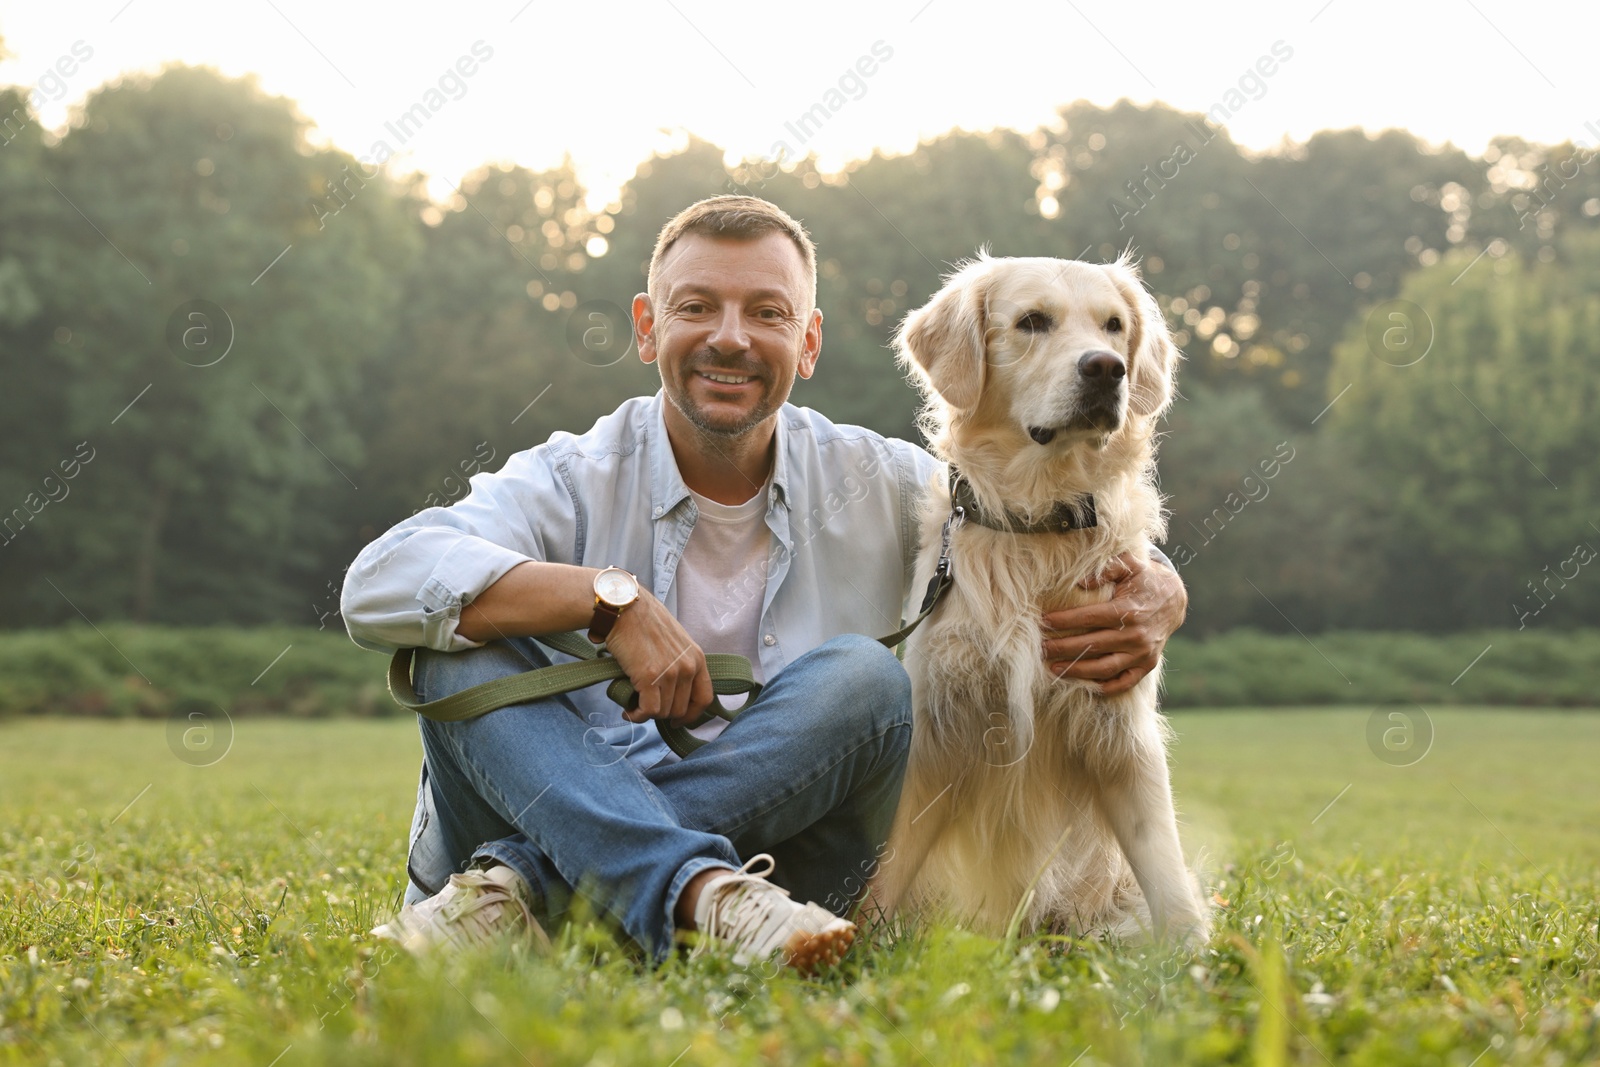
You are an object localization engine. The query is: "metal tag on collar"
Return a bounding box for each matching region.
[1058,496,1097,531]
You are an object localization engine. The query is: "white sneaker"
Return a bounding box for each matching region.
[691,854,856,973]
[373,865,549,955]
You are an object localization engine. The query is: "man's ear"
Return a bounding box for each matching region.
[633,293,657,364]
[894,267,989,411]
[797,307,823,380]
[1105,259,1179,418]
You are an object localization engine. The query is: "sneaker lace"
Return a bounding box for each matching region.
[438,869,549,949]
[697,853,790,953]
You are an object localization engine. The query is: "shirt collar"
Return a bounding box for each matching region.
[647,391,793,519]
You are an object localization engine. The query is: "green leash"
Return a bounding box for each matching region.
[386,632,763,760]
[387,511,962,759]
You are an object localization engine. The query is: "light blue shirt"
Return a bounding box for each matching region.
[342,391,941,768]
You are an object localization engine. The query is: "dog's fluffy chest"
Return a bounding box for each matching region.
[903,492,1163,758]
[911,524,1126,697]
[950,503,1140,622]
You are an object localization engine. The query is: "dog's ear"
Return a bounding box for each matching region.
[895,266,990,412]
[1105,259,1180,419]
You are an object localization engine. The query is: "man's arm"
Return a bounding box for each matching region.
[452,560,599,641]
[340,448,572,654]
[1039,549,1187,695]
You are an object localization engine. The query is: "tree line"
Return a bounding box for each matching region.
[2,62,1597,635]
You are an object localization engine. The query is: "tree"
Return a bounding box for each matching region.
[0,79,77,605]
[352,159,655,534]
[1156,385,1384,634]
[3,66,420,624]
[1324,233,1600,628]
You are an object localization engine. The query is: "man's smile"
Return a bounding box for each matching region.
[698,371,757,386]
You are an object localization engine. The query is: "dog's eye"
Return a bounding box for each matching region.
[1016,311,1052,333]
[1105,316,1123,334]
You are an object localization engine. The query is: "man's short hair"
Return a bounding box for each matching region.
[647,196,818,309]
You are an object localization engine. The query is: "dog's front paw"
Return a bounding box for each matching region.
[1180,915,1213,950]
[1169,906,1214,949]
[1153,902,1213,949]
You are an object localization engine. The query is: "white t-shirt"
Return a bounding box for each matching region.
[675,477,773,743]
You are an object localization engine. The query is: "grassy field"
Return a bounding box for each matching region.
[2,710,1597,1066]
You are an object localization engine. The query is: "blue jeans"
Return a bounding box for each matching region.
[402,633,912,961]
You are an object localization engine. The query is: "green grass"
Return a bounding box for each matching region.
[2,710,1597,1066]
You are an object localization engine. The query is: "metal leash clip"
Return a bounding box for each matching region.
[918,506,964,614]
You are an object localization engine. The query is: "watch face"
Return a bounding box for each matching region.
[595,569,638,608]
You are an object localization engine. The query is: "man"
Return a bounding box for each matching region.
[342,196,1186,971]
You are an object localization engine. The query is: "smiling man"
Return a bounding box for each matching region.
[343,196,1186,971]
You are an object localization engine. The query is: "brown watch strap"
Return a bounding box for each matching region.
[587,599,622,644]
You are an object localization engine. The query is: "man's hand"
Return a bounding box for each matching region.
[605,592,716,728]
[1040,550,1187,695]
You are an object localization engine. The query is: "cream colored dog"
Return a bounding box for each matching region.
[873,254,1210,945]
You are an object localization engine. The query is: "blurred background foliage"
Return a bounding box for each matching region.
[4,66,1599,636]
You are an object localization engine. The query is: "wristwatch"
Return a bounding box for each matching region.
[588,566,641,646]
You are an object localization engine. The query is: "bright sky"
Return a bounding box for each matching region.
[3,1,1596,205]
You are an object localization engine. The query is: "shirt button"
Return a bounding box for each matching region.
[763,634,776,647]
[653,506,663,517]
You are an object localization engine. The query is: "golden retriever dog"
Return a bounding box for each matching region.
[872,253,1210,945]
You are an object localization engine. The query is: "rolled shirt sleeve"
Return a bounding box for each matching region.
[340,448,580,653]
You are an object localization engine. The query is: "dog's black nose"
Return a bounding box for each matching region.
[1078,350,1126,381]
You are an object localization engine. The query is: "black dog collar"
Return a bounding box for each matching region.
[949,468,1097,534]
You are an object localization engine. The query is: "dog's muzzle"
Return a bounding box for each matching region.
[1028,351,1129,445]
